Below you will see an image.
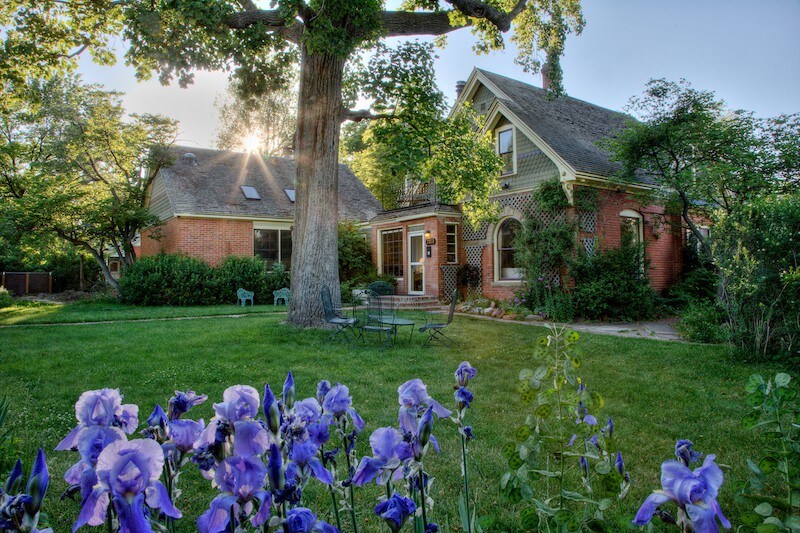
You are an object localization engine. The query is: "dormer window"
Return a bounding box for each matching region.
[497,126,515,176]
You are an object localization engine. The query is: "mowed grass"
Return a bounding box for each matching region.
[0,300,283,325]
[0,308,778,531]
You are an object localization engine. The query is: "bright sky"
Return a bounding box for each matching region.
[78,0,800,149]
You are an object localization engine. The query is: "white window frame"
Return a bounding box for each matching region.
[619,209,644,246]
[445,223,458,264]
[494,217,523,283]
[378,227,404,278]
[496,125,517,177]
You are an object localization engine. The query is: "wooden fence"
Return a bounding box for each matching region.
[1,272,53,295]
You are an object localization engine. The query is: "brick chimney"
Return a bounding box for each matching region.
[455,80,466,99]
[541,62,552,92]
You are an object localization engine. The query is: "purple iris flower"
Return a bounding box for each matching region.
[375,493,417,532]
[455,362,477,387]
[0,449,51,533]
[233,420,271,457]
[63,426,126,501]
[322,384,365,431]
[615,451,625,475]
[397,379,452,433]
[316,380,332,404]
[454,387,473,410]
[605,417,614,438]
[267,443,285,492]
[307,422,331,447]
[412,406,440,460]
[213,385,260,423]
[579,456,589,478]
[147,405,168,428]
[295,398,322,425]
[633,454,730,532]
[462,426,474,441]
[197,455,271,532]
[167,419,205,453]
[57,389,139,451]
[675,439,703,466]
[589,435,600,449]
[263,384,281,434]
[283,507,338,533]
[283,371,295,410]
[353,427,412,486]
[289,440,333,484]
[425,523,439,533]
[168,389,207,420]
[73,438,181,533]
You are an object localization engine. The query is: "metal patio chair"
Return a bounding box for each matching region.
[356,289,395,347]
[321,286,358,343]
[419,288,459,347]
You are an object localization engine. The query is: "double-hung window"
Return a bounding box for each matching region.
[254,229,292,269]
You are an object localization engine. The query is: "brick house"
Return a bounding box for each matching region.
[139,147,382,266]
[141,69,687,303]
[369,68,685,300]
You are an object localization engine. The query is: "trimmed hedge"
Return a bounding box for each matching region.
[119,254,290,306]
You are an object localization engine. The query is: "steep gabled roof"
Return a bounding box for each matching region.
[155,146,382,222]
[475,69,649,183]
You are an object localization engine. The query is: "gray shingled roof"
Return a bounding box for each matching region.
[158,146,382,222]
[478,70,650,183]
[370,203,461,224]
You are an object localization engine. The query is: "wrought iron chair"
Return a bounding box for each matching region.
[367,281,395,296]
[419,288,459,347]
[321,286,358,343]
[357,289,395,347]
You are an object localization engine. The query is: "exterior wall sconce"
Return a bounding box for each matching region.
[424,230,436,245]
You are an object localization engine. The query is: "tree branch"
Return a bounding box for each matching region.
[225,9,303,43]
[381,0,528,38]
[341,108,395,123]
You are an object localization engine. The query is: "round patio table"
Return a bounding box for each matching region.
[378,316,416,344]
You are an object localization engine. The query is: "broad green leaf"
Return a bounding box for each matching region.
[516,424,532,442]
[741,511,763,526]
[535,404,552,419]
[519,368,534,380]
[598,498,613,511]
[553,509,573,525]
[520,508,539,529]
[743,411,761,430]
[595,461,612,475]
[759,457,778,474]
[754,502,773,517]
[501,442,516,459]
[775,373,791,388]
[746,374,766,394]
[508,456,524,469]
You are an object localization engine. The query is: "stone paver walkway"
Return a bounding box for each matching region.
[455,312,682,342]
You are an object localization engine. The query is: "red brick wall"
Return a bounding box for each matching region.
[370,215,462,298]
[140,217,254,266]
[590,187,684,291]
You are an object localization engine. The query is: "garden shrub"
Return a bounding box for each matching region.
[713,196,800,360]
[0,287,13,308]
[521,280,575,321]
[675,300,729,344]
[663,265,718,309]
[265,261,291,300]
[119,254,216,306]
[215,256,269,303]
[568,243,657,321]
[338,221,376,282]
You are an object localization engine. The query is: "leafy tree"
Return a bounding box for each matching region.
[342,42,503,221]
[0,76,177,291]
[605,79,800,256]
[3,0,584,325]
[215,76,297,156]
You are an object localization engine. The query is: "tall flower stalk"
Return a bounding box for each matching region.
[453,362,477,533]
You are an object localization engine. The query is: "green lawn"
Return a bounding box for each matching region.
[0,300,283,325]
[0,305,779,531]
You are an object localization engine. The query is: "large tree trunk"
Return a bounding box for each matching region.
[287,47,346,326]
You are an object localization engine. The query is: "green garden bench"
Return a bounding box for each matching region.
[237,288,254,307]
[273,287,290,306]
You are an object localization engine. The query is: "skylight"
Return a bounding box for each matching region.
[241,185,261,200]
[284,189,296,202]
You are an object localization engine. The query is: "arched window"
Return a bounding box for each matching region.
[619,209,643,247]
[496,217,522,280]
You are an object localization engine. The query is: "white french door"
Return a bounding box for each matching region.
[408,232,425,294]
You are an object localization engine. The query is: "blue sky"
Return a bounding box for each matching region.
[79,0,800,149]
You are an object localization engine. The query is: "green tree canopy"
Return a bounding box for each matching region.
[605,79,800,254]
[0,75,177,290]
